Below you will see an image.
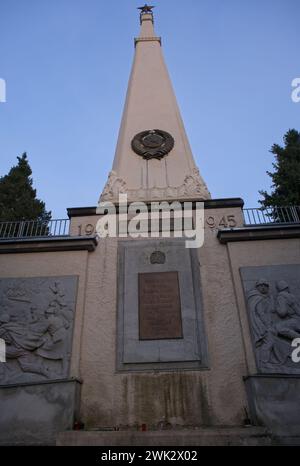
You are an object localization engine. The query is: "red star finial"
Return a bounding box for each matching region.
[137,4,155,14]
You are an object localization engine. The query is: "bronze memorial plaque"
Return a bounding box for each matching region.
[138,271,182,340]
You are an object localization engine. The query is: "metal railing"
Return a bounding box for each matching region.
[243,206,300,226]
[0,219,70,239]
[0,207,299,239]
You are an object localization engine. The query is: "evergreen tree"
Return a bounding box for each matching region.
[259,129,300,210]
[0,153,51,227]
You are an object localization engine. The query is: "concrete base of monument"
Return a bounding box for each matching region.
[244,374,300,445]
[0,378,81,445]
[56,427,272,446]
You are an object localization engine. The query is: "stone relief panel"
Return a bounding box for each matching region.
[0,276,78,384]
[240,265,300,374]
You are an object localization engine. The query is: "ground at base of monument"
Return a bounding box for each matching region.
[56,426,272,446]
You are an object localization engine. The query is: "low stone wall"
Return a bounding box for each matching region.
[0,378,81,445]
[245,375,300,444]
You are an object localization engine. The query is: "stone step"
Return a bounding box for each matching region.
[57,427,271,446]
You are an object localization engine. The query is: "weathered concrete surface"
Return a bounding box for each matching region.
[57,427,271,446]
[0,378,81,445]
[245,375,300,444]
[78,227,249,429]
[2,206,298,437]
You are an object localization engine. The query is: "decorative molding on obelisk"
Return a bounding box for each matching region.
[134,37,161,47]
[99,5,211,204]
[100,167,210,202]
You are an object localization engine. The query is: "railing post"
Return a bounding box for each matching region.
[18,221,25,238]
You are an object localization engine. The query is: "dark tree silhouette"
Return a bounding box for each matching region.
[259,129,300,222]
[0,153,51,236]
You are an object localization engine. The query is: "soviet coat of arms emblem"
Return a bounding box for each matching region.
[131,129,174,160]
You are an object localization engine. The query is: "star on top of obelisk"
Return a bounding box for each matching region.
[137,4,155,14]
[137,4,155,24]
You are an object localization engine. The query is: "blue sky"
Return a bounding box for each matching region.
[0,0,299,218]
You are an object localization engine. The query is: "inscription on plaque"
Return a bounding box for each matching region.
[138,271,182,340]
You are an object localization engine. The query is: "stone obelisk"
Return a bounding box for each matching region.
[100,5,210,203]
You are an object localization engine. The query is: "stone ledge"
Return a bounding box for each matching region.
[67,206,98,217]
[204,198,244,209]
[244,373,300,380]
[0,377,82,389]
[218,224,300,243]
[56,427,271,446]
[0,236,98,254]
[67,198,244,218]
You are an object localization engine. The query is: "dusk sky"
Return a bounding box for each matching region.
[0,0,299,218]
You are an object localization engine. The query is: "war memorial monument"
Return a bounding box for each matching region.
[0,5,300,446]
